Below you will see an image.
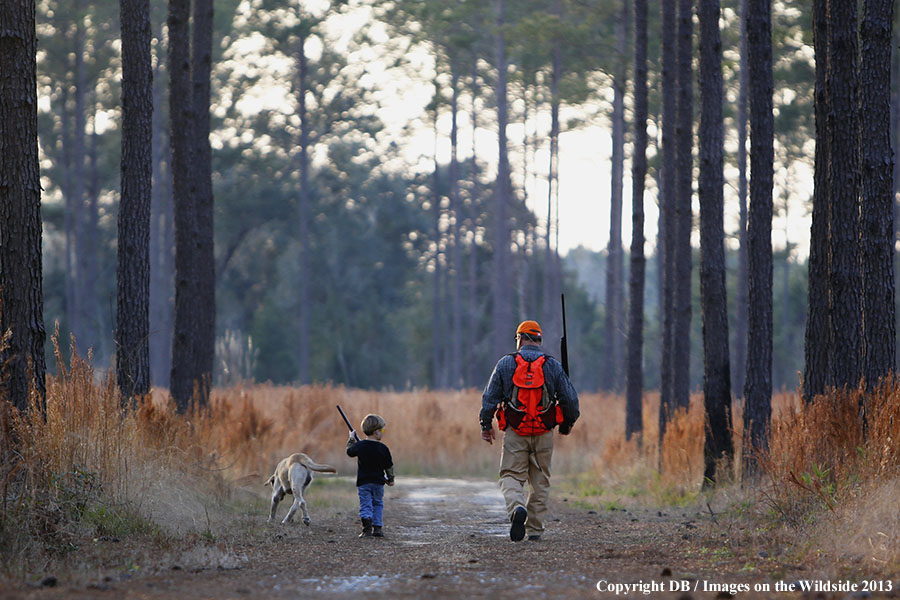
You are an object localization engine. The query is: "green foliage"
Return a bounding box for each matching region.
[34,0,820,393]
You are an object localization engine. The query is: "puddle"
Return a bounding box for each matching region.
[297,574,400,593]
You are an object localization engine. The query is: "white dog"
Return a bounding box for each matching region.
[265,453,336,525]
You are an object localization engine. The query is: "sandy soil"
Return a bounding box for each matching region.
[3,477,898,599]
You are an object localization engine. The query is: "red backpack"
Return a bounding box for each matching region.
[496,354,563,436]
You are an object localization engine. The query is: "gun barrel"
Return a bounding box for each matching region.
[560,293,570,377]
[336,404,354,431]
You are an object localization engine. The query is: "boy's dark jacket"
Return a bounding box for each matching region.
[346,438,394,486]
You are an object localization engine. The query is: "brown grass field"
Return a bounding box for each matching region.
[2,343,900,582]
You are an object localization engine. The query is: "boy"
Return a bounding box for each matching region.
[346,414,394,537]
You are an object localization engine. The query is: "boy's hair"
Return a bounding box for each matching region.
[361,414,386,436]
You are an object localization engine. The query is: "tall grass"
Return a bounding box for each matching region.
[3,342,900,574]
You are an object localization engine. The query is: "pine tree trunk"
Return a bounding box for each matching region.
[192,0,215,402]
[892,15,900,373]
[0,0,47,410]
[658,0,678,446]
[625,0,648,444]
[544,0,562,338]
[297,24,311,385]
[733,0,750,401]
[73,4,91,356]
[672,0,694,412]
[827,0,863,391]
[149,13,173,389]
[491,0,513,359]
[61,83,81,352]
[87,102,104,359]
[698,0,733,486]
[168,0,199,411]
[466,58,480,387]
[117,0,154,401]
[803,0,830,400]
[743,0,774,479]
[859,0,895,388]
[432,107,443,388]
[603,0,627,393]
[450,65,463,388]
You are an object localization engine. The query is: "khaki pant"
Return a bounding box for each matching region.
[498,429,553,535]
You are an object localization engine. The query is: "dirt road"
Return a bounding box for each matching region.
[4,477,893,599]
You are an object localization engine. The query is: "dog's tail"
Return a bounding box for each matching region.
[264,474,275,486]
[300,456,337,474]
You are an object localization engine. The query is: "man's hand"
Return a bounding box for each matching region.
[558,423,572,435]
[481,427,496,445]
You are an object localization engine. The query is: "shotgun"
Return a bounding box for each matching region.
[336,405,359,441]
[560,293,569,377]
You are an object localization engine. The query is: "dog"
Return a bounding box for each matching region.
[265,453,336,525]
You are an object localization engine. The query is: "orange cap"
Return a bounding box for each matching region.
[516,320,542,338]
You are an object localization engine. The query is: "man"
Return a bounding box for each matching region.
[480,320,579,541]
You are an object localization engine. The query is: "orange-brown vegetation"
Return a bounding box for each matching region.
[3,345,900,574]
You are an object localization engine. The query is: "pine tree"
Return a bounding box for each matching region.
[698,0,733,485]
[743,0,774,478]
[625,0,649,443]
[0,0,47,410]
[116,0,154,400]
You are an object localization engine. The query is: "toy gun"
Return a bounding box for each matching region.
[337,405,359,442]
[560,293,569,377]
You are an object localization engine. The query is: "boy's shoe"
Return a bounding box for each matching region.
[509,506,527,542]
[359,518,373,538]
[372,525,384,538]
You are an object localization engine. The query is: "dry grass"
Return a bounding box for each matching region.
[758,379,900,572]
[3,342,900,575]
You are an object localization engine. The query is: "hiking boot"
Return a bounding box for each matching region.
[372,525,384,538]
[359,518,373,538]
[509,506,527,542]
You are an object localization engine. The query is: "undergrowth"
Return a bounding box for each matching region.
[3,335,900,577]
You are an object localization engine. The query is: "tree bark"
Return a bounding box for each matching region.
[892,5,900,374]
[672,0,694,412]
[72,2,91,356]
[733,0,750,400]
[826,0,863,391]
[192,0,215,402]
[466,59,480,387]
[543,0,562,339]
[803,0,830,401]
[168,0,199,410]
[432,101,444,388]
[603,0,627,393]
[0,0,47,411]
[625,0,648,444]
[149,13,173,389]
[297,22,311,385]
[450,64,463,388]
[743,0,774,479]
[658,0,677,446]
[491,0,513,359]
[117,0,154,401]
[859,0,895,388]
[698,0,734,486]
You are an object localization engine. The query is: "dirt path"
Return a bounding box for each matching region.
[4,477,896,599]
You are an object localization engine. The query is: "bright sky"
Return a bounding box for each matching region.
[235,0,814,261]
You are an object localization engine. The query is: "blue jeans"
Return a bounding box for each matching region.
[358,483,384,526]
